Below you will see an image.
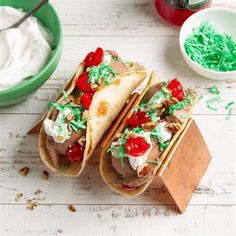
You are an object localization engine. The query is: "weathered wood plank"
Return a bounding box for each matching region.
[0,204,235,236]
[53,0,179,37]
[0,114,235,205]
[49,0,236,37]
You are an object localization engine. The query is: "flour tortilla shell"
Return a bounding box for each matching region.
[39,62,147,176]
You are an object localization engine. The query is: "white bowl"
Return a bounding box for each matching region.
[179,8,236,81]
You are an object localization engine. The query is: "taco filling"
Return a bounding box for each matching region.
[107,79,198,189]
[43,47,139,170]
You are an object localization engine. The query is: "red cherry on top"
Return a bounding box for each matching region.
[125,136,151,157]
[83,47,104,67]
[84,52,95,67]
[126,111,150,128]
[92,47,104,66]
[66,143,84,162]
[167,78,184,101]
[76,72,93,93]
[81,93,94,110]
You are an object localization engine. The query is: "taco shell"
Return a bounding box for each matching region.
[100,73,194,197]
[39,62,147,176]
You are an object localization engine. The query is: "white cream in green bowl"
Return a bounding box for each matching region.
[0,6,52,90]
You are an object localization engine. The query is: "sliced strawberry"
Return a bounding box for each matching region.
[81,93,94,110]
[76,72,93,93]
[125,137,150,156]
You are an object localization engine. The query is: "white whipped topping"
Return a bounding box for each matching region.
[102,51,112,64]
[148,93,166,110]
[111,132,153,171]
[155,122,172,143]
[126,123,172,170]
[153,94,166,104]
[0,6,52,90]
[127,132,153,170]
[44,107,72,143]
[88,51,113,84]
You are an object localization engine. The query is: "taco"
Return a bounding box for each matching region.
[100,74,198,197]
[39,48,147,176]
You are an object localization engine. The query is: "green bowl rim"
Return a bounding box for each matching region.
[0,2,63,95]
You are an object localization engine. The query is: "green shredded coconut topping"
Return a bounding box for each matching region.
[148,89,170,107]
[48,102,87,133]
[180,114,188,119]
[48,102,82,110]
[137,87,172,119]
[146,160,164,167]
[150,125,170,144]
[159,141,170,152]
[107,129,129,166]
[107,127,148,166]
[63,90,70,103]
[204,85,235,120]
[209,85,220,95]
[207,104,218,111]
[147,110,158,122]
[168,89,196,116]
[58,163,69,173]
[206,96,224,104]
[117,135,127,167]
[199,94,204,100]
[225,101,235,120]
[225,108,233,120]
[88,63,118,85]
[73,90,81,99]
[225,101,235,110]
[169,99,188,115]
[184,21,236,72]
[69,119,87,131]
[132,127,144,134]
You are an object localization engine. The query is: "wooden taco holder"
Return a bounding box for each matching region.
[100,72,212,213]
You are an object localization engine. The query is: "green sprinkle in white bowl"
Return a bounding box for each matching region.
[179,8,236,81]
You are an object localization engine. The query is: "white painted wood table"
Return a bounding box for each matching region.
[0,0,235,235]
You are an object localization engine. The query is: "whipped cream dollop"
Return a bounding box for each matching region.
[127,132,153,170]
[155,122,172,143]
[0,6,52,90]
[111,131,153,171]
[44,107,72,144]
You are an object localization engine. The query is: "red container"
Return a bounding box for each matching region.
[155,0,212,26]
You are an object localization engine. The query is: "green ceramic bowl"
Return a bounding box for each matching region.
[0,0,62,106]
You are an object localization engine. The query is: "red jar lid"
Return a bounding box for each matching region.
[155,0,212,26]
